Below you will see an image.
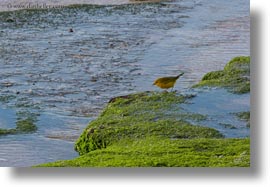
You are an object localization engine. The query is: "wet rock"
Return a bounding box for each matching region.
[219,123,237,129]
[6,18,15,23]
[129,68,141,73]
[2,82,14,87]
[90,77,98,82]
[109,43,115,48]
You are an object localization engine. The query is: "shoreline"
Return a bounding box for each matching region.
[37,56,250,167]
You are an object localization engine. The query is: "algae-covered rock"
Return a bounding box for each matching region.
[194,56,250,94]
[16,118,37,133]
[37,56,250,167]
[0,117,37,136]
[39,137,250,167]
[0,94,38,136]
[0,128,17,135]
[75,92,223,155]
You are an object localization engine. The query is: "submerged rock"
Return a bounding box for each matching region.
[235,111,250,128]
[16,118,37,133]
[0,118,37,136]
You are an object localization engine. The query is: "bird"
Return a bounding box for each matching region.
[153,72,184,91]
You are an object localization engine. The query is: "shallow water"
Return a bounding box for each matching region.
[0,0,249,166]
[181,88,250,138]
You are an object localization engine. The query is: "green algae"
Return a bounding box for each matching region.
[38,137,250,167]
[0,111,38,136]
[75,92,222,155]
[235,111,250,128]
[16,118,37,133]
[0,118,37,136]
[36,56,250,167]
[0,95,39,136]
[193,56,250,94]
[76,119,223,155]
[0,128,17,135]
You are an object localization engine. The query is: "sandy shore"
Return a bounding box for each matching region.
[0,0,161,12]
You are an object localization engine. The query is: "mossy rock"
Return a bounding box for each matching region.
[75,119,223,155]
[38,137,250,167]
[0,128,17,135]
[16,118,37,133]
[235,111,250,128]
[75,92,223,155]
[194,56,250,94]
[0,118,37,136]
[202,70,225,81]
[224,56,250,72]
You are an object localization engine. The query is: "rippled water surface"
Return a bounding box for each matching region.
[0,0,249,166]
[181,88,250,138]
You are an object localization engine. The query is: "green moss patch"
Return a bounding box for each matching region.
[74,92,222,155]
[38,137,250,167]
[0,117,37,136]
[16,118,37,133]
[0,128,17,135]
[37,56,250,167]
[193,56,250,94]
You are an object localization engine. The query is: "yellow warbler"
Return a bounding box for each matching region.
[153,73,184,91]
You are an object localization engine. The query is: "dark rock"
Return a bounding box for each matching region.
[6,18,15,23]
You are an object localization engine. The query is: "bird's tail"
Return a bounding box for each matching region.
[176,72,184,79]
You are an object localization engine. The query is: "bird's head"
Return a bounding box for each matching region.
[153,80,158,85]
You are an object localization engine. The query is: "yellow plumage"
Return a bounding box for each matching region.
[153,73,184,90]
